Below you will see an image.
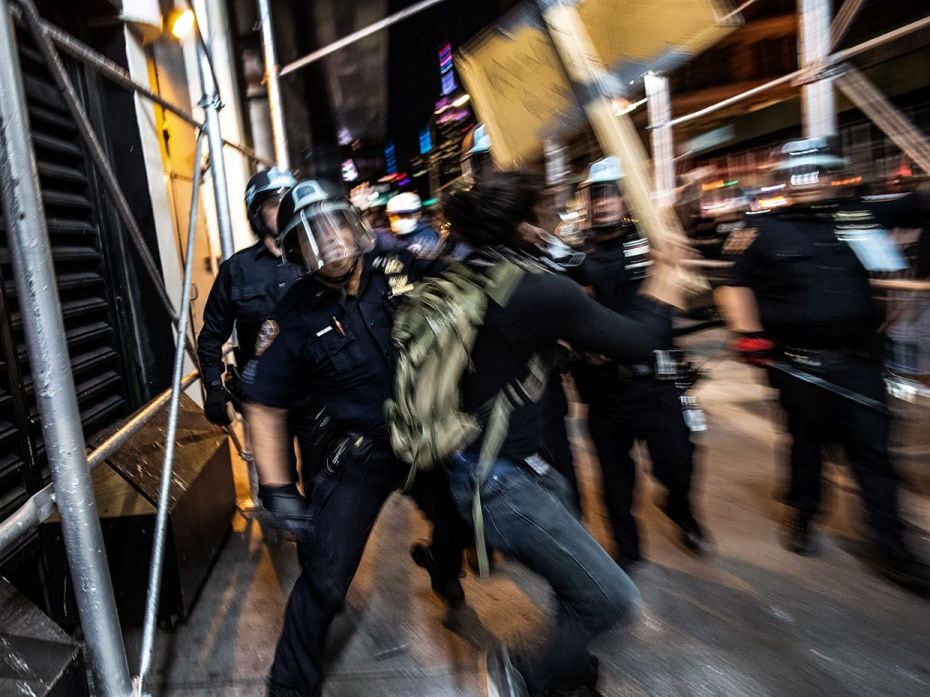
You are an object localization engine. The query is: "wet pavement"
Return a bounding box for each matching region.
[129,329,930,696]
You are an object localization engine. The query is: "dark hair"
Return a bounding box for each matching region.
[442,171,544,248]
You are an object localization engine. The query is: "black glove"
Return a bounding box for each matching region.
[204,387,232,426]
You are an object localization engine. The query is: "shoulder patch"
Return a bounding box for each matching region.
[254,319,280,357]
[722,227,759,255]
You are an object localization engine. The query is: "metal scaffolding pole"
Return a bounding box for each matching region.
[280,0,451,76]
[257,0,289,169]
[836,65,930,173]
[665,15,930,129]
[0,1,132,694]
[645,72,676,208]
[195,21,236,261]
[135,130,207,695]
[799,0,837,137]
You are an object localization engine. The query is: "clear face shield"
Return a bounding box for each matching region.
[279,200,375,278]
[581,182,625,229]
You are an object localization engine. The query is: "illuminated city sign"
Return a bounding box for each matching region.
[439,41,457,96]
[385,141,397,174]
[419,127,432,155]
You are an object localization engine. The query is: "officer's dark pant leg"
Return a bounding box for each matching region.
[636,381,697,523]
[776,372,828,520]
[270,446,398,695]
[540,380,581,515]
[588,407,639,561]
[834,360,905,549]
[406,468,470,579]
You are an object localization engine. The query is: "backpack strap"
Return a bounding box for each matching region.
[471,351,550,578]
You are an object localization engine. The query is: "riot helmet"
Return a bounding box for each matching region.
[579,156,626,230]
[771,136,851,205]
[277,180,375,280]
[245,167,298,237]
[386,192,422,236]
[460,124,495,185]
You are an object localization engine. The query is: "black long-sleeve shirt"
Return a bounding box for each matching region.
[197,241,302,388]
[461,268,673,458]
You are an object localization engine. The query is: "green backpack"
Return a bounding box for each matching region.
[385,258,549,577]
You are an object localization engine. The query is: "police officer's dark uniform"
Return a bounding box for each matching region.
[239,182,468,695]
[197,168,325,489]
[723,137,930,588]
[198,167,300,422]
[571,157,706,568]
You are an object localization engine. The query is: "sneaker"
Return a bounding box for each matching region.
[482,645,528,697]
[785,515,817,556]
[410,543,465,607]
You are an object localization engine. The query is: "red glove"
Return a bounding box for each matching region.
[731,333,776,367]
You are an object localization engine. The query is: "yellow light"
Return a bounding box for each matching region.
[169,9,196,40]
[452,94,471,108]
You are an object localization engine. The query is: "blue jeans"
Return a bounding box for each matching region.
[448,454,640,695]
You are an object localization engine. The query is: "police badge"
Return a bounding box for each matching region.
[254,319,280,357]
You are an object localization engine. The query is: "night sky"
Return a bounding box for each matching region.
[386,0,519,169]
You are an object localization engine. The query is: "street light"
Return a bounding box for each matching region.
[168,9,195,40]
[164,5,236,261]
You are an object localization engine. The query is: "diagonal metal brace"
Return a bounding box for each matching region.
[835,64,930,174]
[830,0,865,50]
[16,0,184,323]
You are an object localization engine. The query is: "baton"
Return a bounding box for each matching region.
[769,360,890,414]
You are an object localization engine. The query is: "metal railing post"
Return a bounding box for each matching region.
[799,0,837,137]
[0,2,132,695]
[135,129,207,695]
[257,0,289,169]
[196,32,236,261]
[645,72,676,208]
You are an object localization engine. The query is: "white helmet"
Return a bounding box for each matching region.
[581,156,624,185]
[386,192,422,235]
[580,157,626,229]
[466,124,492,155]
[386,192,423,215]
[461,124,494,184]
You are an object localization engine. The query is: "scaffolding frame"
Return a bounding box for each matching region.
[0,1,266,695]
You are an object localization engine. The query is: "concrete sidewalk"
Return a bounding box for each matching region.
[129,330,930,696]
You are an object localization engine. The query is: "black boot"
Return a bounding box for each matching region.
[872,544,930,592]
[785,513,817,556]
[545,655,602,696]
[663,496,708,555]
[410,543,465,607]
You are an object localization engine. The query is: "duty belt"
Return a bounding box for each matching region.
[782,346,875,368]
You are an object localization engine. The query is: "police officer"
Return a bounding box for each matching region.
[380,192,441,257]
[239,181,470,696]
[198,168,327,504]
[460,123,495,186]
[572,157,707,569]
[198,167,299,426]
[717,136,930,589]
